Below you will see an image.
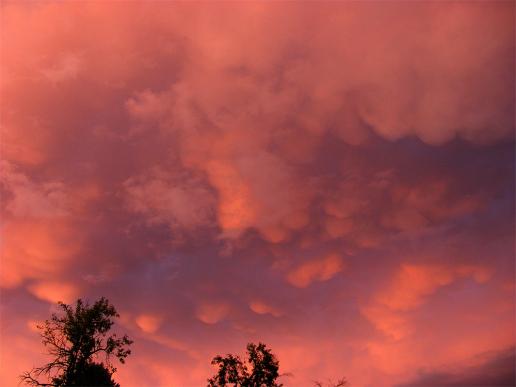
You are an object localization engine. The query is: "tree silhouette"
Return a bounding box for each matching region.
[314,378,348,387]
[57,362,118,387]
[21,297,132,387]
[208,342,282,387]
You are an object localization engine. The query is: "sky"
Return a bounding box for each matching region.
[0,2,514,386]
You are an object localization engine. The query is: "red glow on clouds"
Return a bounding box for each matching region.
[1,2,514,386]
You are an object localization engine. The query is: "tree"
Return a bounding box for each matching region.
[208,342,282,387]
[55,362,119,387]
[314,378,348,387]
[21,297,133,387]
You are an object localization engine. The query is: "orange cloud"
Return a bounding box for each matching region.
[376,264,492,311]
[0,2,513,387]
[205,160,257,235]
[383,180,484,231]
[28,281,80,304]
[287,253,345,288]
[362,263,494,339]
[135,314,163,334]
[196,302,230,325]
[249,300,283,318]
[0,219,82,288]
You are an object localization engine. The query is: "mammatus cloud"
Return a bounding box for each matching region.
[28,281,80,304]
[287,254,345,288]
[135,314,163,334]
[249,300,283,318]
[196,302,231,325]
[124,167,216,232]
[361,263,492,340]
[0,2,514,386]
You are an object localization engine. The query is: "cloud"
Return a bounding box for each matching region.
[204,159,258,236]
[0,161,70,218]
[376,264,492,311]
[124,167,216,232]
[249,300,283,318]
[287,253,345,288]
[396,347,516,387]
[362,263,493,339]
[0,2,513,387]
[40,53,81,83]
[0,219,83,288]
[135,314,163,334]
[28,281,80,304]
[196,302,230,325]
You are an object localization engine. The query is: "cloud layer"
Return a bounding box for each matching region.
[1,2,514,386]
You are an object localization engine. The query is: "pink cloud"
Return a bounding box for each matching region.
[124,167,215,231]
[135,314,163,334]
[361,263,494,340]
[28,281,80,304]
[0,2,513,386]
[196,302,231,325]
[249,300,283,318]
[287,253,345,288]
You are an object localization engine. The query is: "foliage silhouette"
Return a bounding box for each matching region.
[21,297,132,387]
[53,362,119,387]
[314,378,348,387]
[208,342,282,387]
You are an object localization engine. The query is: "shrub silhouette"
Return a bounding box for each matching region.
[21,297,132,387]
[208,342,282,387]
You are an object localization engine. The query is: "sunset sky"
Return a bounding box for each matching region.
[0,2,514,386]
